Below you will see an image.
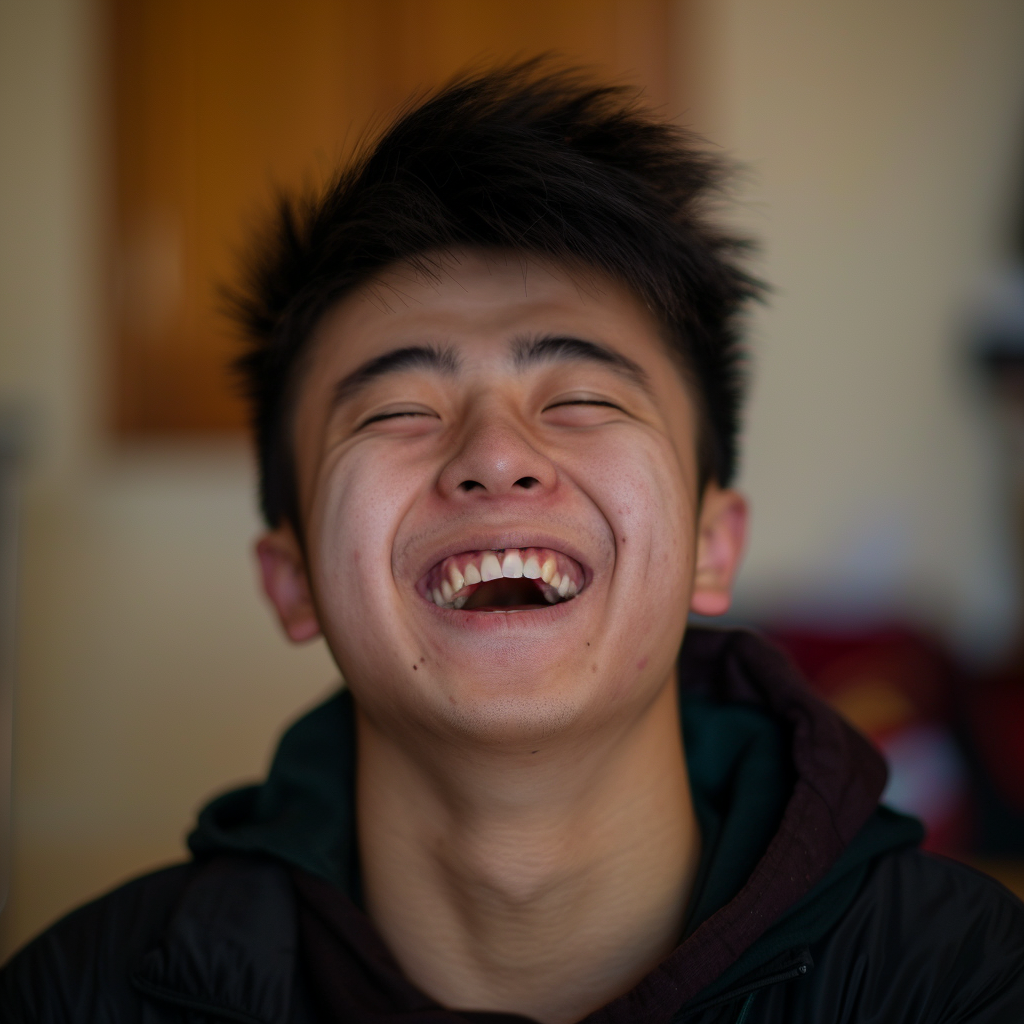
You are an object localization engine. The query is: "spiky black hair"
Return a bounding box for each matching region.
[232,60,762,530]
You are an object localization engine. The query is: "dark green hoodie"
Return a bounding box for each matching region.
[188,627,923,1019]
[8,634,1024,1024]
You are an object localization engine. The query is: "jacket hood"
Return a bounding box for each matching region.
[189,626,922,1011]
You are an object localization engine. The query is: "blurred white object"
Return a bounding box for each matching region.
[973,264,1024,354]
[880,723,970,832]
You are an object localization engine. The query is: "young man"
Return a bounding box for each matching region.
[3,65,1023,1024]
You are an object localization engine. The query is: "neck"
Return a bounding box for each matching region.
[355,678,700,1024]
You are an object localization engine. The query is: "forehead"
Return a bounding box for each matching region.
[305,250,677,375]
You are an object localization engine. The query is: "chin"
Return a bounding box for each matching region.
[427,655,655,747]
[433,686,591,747]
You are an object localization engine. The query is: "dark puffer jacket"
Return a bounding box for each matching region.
[3,628,1024,1023]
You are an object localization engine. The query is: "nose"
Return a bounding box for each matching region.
[437,413,558,500]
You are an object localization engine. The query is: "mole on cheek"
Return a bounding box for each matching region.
[637,656,648,671]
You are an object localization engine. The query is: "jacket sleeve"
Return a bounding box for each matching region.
[0,863,194,1024]
[792,850,1024,1024]
[930,861,1024,1024]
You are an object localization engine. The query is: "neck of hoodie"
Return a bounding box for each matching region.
[189,627,924,1023]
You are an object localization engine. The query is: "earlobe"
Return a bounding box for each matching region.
[255,526,322,642]
[689,486,748,618]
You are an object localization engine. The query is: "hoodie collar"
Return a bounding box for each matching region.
[180,627,920,1020]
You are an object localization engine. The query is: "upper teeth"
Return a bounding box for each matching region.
[501,551,523,578]
[425,547,581,610]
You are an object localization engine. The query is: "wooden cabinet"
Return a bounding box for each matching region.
[109,0,676,433]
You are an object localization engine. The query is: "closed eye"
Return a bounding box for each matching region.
[357,409,437,429]
[541,397,630,428]
[544,399,623,411]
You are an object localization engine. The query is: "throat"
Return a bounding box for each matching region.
[461,577,550,610]
[355,683,700,1023]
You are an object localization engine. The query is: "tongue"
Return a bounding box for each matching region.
[462,577,548,610]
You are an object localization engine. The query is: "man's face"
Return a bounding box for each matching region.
[260,251,745,747]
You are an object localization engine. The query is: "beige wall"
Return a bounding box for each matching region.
[0,1,338,957]
[691,0,1024,650]
[2,0,1024,958]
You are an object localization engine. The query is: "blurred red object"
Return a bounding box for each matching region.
[767,624,972,856]
[971,654,1024,812]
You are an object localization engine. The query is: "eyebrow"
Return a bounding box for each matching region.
[512,334,653,394]
[329,334,653,410]
[330,344,460,408]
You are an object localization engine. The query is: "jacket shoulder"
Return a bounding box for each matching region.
[761,847,1024,1023]
[0,861,197,1023]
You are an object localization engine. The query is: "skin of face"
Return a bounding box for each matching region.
[257,250,747,755]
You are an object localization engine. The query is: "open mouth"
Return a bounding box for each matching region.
[418,547,584,612]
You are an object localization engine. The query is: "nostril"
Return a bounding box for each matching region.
[515,477,540,489]
[459,480,485,492]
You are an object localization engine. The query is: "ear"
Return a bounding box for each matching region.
[255,525,322,642]
[689,485,748,617]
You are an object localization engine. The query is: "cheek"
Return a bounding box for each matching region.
[306,448,425,637]
[578,431,695,564]
[574,432,696,654]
